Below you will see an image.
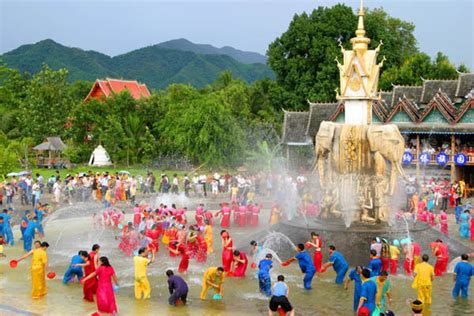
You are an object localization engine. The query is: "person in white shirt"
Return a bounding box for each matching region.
[172,174,179,195]
[53,180,62,205]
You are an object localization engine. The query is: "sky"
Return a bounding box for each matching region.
[0,0,472,68]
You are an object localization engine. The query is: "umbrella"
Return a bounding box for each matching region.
[6,172,19,177]
[118,170,130,175]
[17,171,31,176]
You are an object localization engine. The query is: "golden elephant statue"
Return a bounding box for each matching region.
[314,121,407,195]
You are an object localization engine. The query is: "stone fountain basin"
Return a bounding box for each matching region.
[238,217,471,267]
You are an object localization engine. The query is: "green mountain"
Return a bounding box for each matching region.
[1,39,274,89]
[157,38,267,64]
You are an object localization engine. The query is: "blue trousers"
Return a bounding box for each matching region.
[20,226,26,240]
[335,265,349,284]
[452,281,469,299]
[303,269,316,289]
[23,234,33,252]
[63,267,83,284]
[5,227,14,246]
[37,224,44,235]
[258,274,271,297]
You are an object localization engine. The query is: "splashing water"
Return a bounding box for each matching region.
[255,248,282,263]
[447,256,461,273]
[401,214,412,242]
[260,231,297,253]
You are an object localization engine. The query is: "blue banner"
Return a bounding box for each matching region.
[418,152,430,165]
[435,152,449,166]
[454,153,467,166]
[402,152,413,165]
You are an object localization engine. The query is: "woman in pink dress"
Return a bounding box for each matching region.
[81,256,119,315]
[439,210,449,235]
[220,230,233,272]
[471,216,474,242]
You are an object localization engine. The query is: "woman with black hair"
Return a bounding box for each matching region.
[82,256,119,315]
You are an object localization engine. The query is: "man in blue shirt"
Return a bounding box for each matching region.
[281,244,316,289]
[358,268,377,315]
[63,250,88,284]
[258,253,273,296]
[23,217,41,252]
[321,245,349,284]
[20,210,30,241]
[345,265,363,312]
[452,254,473,299]
[0,209,14,246]
[369,249,382,277]
[34,204,47,235]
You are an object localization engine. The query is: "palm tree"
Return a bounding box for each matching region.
[246,141,282,173]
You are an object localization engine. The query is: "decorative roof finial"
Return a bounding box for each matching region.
[356,0,366,38]
[350,0,370,50]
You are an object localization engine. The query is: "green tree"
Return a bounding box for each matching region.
[159,92,245,167]
[19,64,73,142]
[0,63,30,138]
[0,145,18,177]
[267,5,418,109]
[246,141,282,173]
[7,137,35,169]
[379,52,459,89]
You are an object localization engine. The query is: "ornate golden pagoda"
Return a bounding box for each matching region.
[336,0,385,124]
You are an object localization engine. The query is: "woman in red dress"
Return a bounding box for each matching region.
[168,241,190,274]
[232,250,248,277]
[195,233,207,263]
[81,256,119,315]
[250,204,260,227]
[216,203,231,228]
[83,244,100,302]
[220,230,233,272]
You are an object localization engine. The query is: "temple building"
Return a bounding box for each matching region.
[282,2,474,195]
[85,78,151,102]
[282,72,474,192]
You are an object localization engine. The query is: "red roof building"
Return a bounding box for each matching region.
[85,78,151,102]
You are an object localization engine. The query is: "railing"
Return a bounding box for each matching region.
[36,157,70,169]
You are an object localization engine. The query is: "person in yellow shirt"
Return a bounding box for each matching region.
[0,236,6,257]
[17,241,50,298]
[371,271,392,313]
[204,220,213,254]
[200,266,224,299]
[269,205,280,225]
[247,191,255,204]
[389,241,400,275]
[134,247,156,300]
[412,254,435,304]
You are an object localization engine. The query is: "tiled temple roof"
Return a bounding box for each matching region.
[391,86,423,108]
[281,110,311,145]
[420,79,458,104]
[305,102,340,137]
[456,73,474,97]
[282,73,474,144]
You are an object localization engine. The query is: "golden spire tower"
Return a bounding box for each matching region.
[336,0,385,125]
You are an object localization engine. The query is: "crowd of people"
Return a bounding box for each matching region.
[404,138,474,160]
[1,167,473,315]
[0,171,312,209]
[3,193,472,316]
[404,177,474,240]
